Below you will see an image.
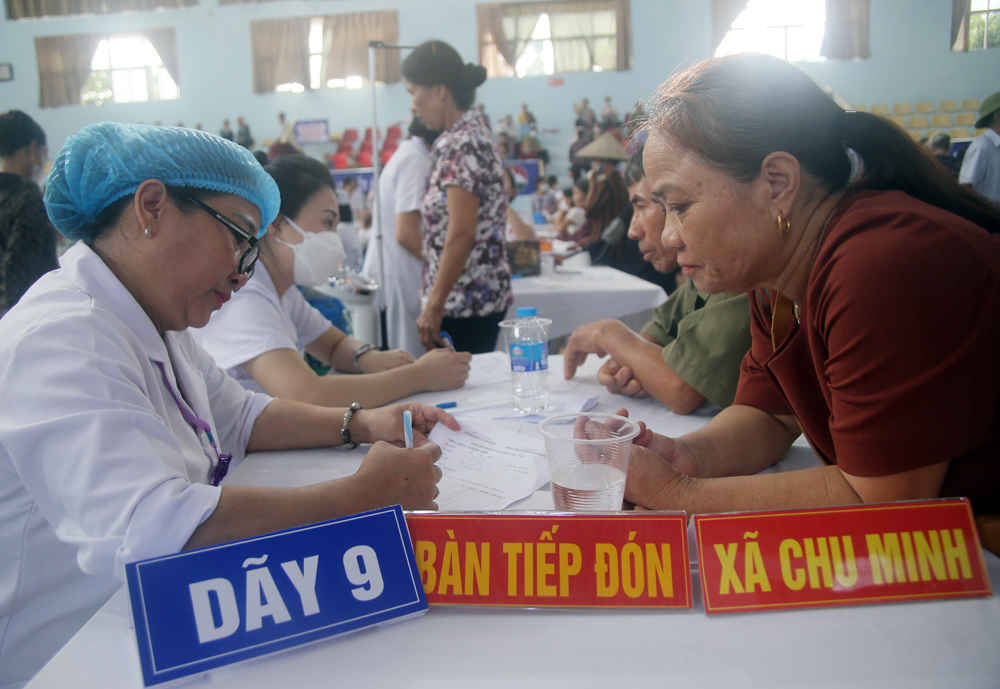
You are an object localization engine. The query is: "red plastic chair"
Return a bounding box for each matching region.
[332,152,350,170]
[380,149,395,165]
[358,151,372,167]
[343,128,359,142]
[363,127,380,141]
[359,140,374,154]
[381,140,398,154]
[337,140,353,154]
[386,125,402,141]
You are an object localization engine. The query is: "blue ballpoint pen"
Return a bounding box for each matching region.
[439,331,457,351]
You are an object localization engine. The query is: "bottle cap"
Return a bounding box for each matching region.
[516,307,537,317]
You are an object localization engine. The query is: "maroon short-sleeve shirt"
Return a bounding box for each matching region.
[734,190,1000,514]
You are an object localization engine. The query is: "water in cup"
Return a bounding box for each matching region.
[538,413,640,512]
[550,464,626,511]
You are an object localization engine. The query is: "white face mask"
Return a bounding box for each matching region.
[275,217,346,287]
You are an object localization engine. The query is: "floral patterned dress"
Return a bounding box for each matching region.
[421,108,513,318]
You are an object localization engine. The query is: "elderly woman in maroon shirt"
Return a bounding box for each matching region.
[623,54,1000,521]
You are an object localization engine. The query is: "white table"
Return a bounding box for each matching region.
[507,265,667,342]
[27,356,1000,689]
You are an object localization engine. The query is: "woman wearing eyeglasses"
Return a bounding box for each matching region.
[195,154,471,407]
[0,123,458,687]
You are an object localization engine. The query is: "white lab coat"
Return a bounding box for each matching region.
[362,137,431,356]
[0,243,272,688]
[192,261,330,385]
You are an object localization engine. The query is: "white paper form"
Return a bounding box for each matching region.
[428,417,549,511]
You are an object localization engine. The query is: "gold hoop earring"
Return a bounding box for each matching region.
[776,211,791,237]
[144,226,153,238]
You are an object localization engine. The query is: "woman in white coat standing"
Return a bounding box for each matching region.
[0,123,457,688]
[362,118,442,356]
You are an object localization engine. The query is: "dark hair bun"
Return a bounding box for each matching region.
[464,63,487,88]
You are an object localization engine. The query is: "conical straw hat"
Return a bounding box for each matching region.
[575,131,630,161]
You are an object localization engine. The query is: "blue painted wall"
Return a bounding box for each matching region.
[1,0,997,177]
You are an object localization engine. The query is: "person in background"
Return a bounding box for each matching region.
[362,118,442,355]
[503,166,536,241]
[219,118,234,141]
[577,132,630,248]
[927,132,960,179]
[564,145,752,413]
[569,124,594,181]
[601,96,621,129]
[622,54,1000,522]
[530,175,559,221]
[340,176,368,224]
[0,123,456,687]
[552,177,589,242]
[477,104,491,132]
[575,98,596,127]
[518,103,537,138]
[959,91,1000,204]
[403,40,513,353]
[0,110,58,316]
[496,132,515,160]
[236,116,254,149]
[334,201,364,270]
[195,154,470,406]
[496,113,517,141]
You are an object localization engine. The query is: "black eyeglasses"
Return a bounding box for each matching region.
[179,193,260,278]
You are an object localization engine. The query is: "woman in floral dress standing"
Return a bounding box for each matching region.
[402,40,512,353]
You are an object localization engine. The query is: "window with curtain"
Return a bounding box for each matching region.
[8,0,195,20]
[715,0,826,61]
[477,0,631,78]
[962,0,1000,50]
[35,30,179,108]
[82,32,180,105]
[253,10,399,93]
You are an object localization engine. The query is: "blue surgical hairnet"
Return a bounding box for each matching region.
[44,122,280,240]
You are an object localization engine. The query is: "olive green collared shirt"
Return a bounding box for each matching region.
[640,280,752,408]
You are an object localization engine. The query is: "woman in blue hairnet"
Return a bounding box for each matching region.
[0,123,457,688]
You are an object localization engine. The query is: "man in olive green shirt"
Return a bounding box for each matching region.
[563,146,751,414]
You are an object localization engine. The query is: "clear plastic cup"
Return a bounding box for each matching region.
[537,413,640,511]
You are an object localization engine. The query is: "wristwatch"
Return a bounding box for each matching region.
[342,402,363,450]
[352,343,374,372]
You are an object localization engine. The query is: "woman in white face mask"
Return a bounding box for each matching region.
[194,154,471,408]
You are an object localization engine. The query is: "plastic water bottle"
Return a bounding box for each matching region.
[509,307,550,413]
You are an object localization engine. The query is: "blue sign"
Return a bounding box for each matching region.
[504,159,542,195]
[294,119,330,146]
[330,168,374,197]
[125,505,427,686]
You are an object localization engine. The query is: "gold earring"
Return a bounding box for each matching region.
[144,226,153,238]
[776,211,791,237]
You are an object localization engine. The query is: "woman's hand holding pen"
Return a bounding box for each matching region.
[413,348,472,391]
[352,403,461,447]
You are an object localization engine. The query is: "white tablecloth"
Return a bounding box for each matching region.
[507,266,668,342]
[26,356,1000,689]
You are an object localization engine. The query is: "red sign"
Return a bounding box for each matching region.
[405,512,691,608]
[694,499,992,614]
[547,77,564,87]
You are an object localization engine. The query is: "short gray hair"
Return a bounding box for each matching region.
[929,131,951,151]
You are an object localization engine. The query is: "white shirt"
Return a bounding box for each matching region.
[0,243,271,688]
[362,137,431,356]
[959,127,1000,204]
[193,261,331,384]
